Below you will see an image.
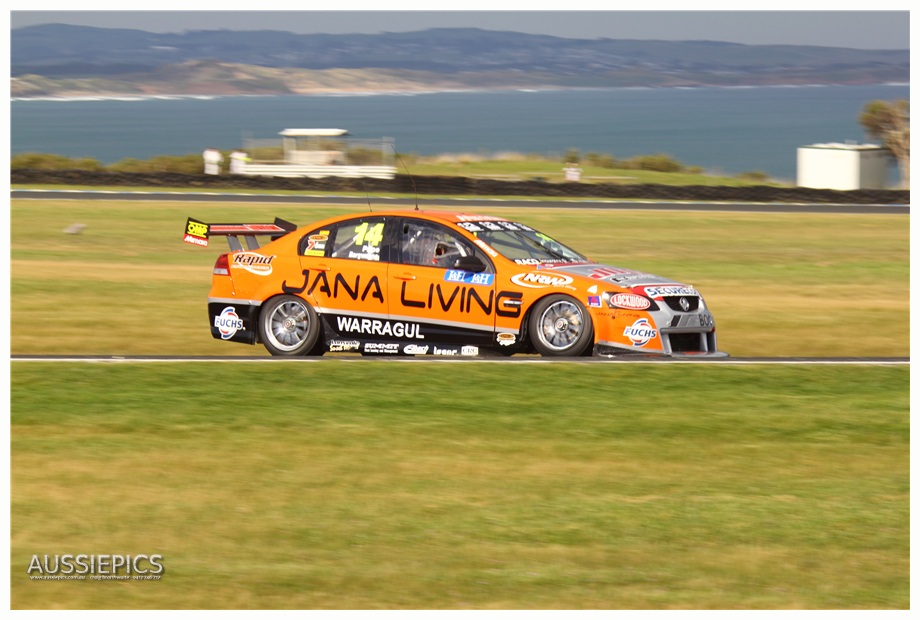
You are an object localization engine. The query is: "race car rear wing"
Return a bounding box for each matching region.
[183,217,298,251]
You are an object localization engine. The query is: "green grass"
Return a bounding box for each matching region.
[13,150,784,186]
[402,156,777,186]
[10,199,909,357]
[10,362,909,609]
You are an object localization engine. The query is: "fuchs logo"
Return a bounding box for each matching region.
[623,318,658,347]
[214,307,244,340]
[510,272,574,288]
[642,285,697,299]
[232,252,275,275]
[610,293,652,310]
[461,346,479,356]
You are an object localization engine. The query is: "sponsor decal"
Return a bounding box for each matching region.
[363,342,401,354]
[232,252,275,275]
[444,270,494,286]
[587,295,602,308]
[433,346,459,355]
[214,307,244,340]
[210,223,287,234]
[282,270,384,304]
[641,285,698,299]
[456,219,532,233]
[473,239,499,258]
[184,218,209,246]
[497,333,517,346]
[400,283,522,318]
[280,269,522,318]
[403,344,430,355]
[589,267,634,279]
[337,316,424,339]
[183,234,208,247]
[327,340,360,352]
[347,244,381,261]
[609,293,652,310]
[305,234,328,255]
[510,272,574,288]
[461,346,479,356]
[623,318,658,347]
[456,214,508,222]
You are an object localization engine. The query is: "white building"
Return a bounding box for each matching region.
[796,142,891,190]
[237,129,397,179]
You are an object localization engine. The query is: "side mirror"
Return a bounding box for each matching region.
[452,255,487,273]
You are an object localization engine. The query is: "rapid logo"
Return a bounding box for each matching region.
[623,318,658,347]
[609,293,652,310]
[232,252,275,275]
[215,307,244,340]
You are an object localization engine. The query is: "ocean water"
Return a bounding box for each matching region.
[10,84,909,181]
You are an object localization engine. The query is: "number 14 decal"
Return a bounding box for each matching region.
[353,222,385,247]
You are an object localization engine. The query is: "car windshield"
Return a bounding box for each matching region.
[455,219,587,265]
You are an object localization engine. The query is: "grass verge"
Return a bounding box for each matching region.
[10,362,909,609]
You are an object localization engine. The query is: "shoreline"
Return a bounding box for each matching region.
[10,82,911,103]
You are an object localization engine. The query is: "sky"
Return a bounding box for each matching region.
[6,6,913,50]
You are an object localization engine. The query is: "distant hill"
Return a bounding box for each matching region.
[10,24,909,97]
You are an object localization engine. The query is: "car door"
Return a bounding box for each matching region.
[387,217,496,351]
[295,216,392,342]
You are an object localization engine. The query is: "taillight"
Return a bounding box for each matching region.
[213,253,230,276]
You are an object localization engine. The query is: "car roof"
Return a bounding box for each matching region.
[307,210,513,228]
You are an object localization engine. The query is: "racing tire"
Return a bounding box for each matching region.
[258,295,323,356]
[528,294,594,357]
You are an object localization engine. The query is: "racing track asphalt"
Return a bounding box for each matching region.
[9,355,910,364]
[9,189,910,215]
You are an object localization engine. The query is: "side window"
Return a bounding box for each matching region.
[399,220,482,269]
[330,217,389,262]
[299,227,333,257]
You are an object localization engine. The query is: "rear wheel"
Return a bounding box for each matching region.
[258,295,322,356]
[528,294,594,357]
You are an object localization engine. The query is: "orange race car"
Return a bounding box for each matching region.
[184,210,727,358]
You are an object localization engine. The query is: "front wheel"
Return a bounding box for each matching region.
[528,294,594,357]
[258,295,322,356]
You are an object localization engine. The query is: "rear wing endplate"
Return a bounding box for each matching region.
[183,217,298,251]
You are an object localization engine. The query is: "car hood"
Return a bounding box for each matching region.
[540,262,694,292]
